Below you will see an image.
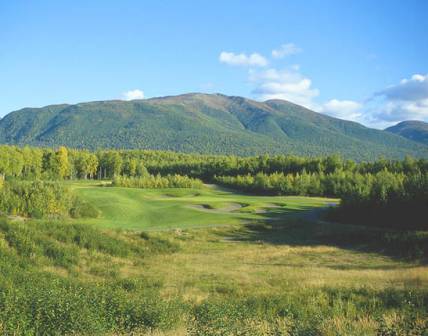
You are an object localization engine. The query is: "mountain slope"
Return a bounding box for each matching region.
[0,93,427,160]
[385,120,428,146]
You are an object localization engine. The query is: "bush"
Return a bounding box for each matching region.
[0,180,100,220]
[0,180,74,218]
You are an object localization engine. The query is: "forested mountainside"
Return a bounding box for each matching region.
[385,120,428,145]
[1,93,427,160]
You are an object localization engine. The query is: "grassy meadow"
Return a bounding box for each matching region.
[1,181,427,335]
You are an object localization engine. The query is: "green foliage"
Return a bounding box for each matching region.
[1,94,427,159]
[0,180,75,218]
[70,149,98,179]
[112,174,203,189]
[0,144,426,184]
[330,171,428,230]
[0,180,102,220]
[215,169,428,230]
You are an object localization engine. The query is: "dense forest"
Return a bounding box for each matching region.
[1,145,426,180]
[0,144,426,229]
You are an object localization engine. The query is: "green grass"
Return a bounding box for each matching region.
[71,182,336,230]
[1,181,426,335]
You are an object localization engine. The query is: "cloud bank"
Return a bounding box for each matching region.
[219,44,319,109]
[272,43,301,59]
[321,99,362,121]
[219,52,268,67]
[123,89,145,100]
[371,74,428,124]
[250,68,319,109]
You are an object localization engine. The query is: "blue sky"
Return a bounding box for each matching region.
[1,0,427,128]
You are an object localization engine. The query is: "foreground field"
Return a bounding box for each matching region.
[1,182,427,335]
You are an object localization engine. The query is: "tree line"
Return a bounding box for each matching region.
[1,145,426,181]
[111,174,203,189]
[215,170,428,230]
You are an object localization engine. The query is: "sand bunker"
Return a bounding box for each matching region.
[189,203,244,213]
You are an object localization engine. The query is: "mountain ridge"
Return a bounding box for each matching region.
[385,120,428,146]
[0,93,427,160]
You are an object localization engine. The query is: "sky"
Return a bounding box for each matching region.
[1,0,427,128]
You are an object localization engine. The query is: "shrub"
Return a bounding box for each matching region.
[0,180,74,218]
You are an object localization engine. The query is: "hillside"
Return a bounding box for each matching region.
[0,93,427,160]
[385,120,428,145]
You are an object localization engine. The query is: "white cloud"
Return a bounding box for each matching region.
[219,51,268,67]
[218,45,427,128]
[371,74,428,124]
[272,43,302,59]
[321,99,362,121]
[247,66,428,127]
[250,68,319,109]
[123,89,145,101]
[373,99,428,123]
[377,73,428,101]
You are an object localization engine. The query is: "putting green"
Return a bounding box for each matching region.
[71,182,338,230]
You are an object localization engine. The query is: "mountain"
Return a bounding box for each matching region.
[0,93,427,160]
[385,120,428,146]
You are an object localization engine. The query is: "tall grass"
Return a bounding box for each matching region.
[0,215,426,334]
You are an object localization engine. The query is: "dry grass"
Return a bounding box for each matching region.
[132,225,428,301]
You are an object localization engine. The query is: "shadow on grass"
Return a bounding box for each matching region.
[219,204,428,267]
